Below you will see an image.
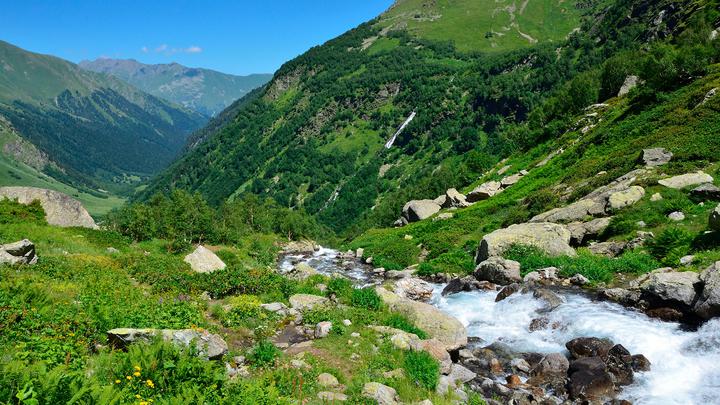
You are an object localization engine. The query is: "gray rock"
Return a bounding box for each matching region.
[571,273,591,286]
[500,172,525,187]
[691,184,720,200]
[184,245,226,273]
[531,353,569,379]
[317,372,340,388]
[566,337,613,360]
[261,302,288,314]
[534,289,563,312]
[588,241,628,258]
[598,288,641,306]
[640,271,702,307]
[107,328,228,360]
[442,188,470,208]
[568,217,612,246]
[0,186,97,229]
[402,200,441,222]
[711,204,720,231]
[362,382,398,405]
[531,198,606,223]
[433,212,454,221]
[317,392,348,402]
[315,321,332,338]
[282,240,319,255]
[618,75,640,96]
[394,277,434,301]
[658,172,714,189]
[476,222,576,263]
[385,269,414,279]
[0,239,37,265]
[448,363,476,384]
[694,262,720,319]
[651,193,663,202]
[467,181,502,202]
[289,294,329,312]
[680,255,695,266]
[641,148,673,167]
[668,211,685,221]
[106,247,120,254]
[608,186,645,210]
[475,257,522,285]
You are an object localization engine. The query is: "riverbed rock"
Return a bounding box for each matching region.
[0,239,37,265]
[694,262,720,319]
[107,328,228,360]
[442,188,470,208]
[282,240,319,254]
[533,288,563,312]
[476,222,575,263]
[402,200,441,223]
[531,353,569,380]
[467,181,503,202]
[289,294,330,312]
[495,283,521,302]
[0,186,98,229]
[566,337,613,360]
[710,204,720,231]
[287,262,318,280]
[568,356,615,401]
[691,184,720,200]
[570,273,590,286]
[441,276,491,296]
[608,186,645,210]
[606,344,634,385]
[475,257,521,285]
[640,271,701,308]
[598,288,641,306]
[658,172,714,189]
[394,277,434,301]
[375,287,467,350]
[641,148,673,167]
[362,382,398,405]
[184,245,226,273]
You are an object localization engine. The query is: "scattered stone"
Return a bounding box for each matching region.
[598,288,641,306]
[287,262,318,280]
[467,181,503,202]
[402,200,441,223]
[261,302,288,314]
[475,257,522,285]
[650,192,663,202]
[317,392,348,402]
[291,359,310,369]
[448,363,476,384]
[184,245,226,273]
[106,247,120,254]
[680,255,695,266]
[476,222,575,263]
[658,172,714,189]
[382,369,405,379]
[568,217,612,246]
[495,283,521,302]
[500,172,525,187]
[315,321,332,338]
[356,248,365,258]
[641,148,673,167]
[433,212,454,221]
[497,165,512,175]
[362,382,398,405]
[570,273,590,286]
[107,328,228,360]
[0,239,37,265]
[386,268,414,279]
[608,186,645,210]
[588,241,628,258]
[510,358,532,373]
[0,186,98,229]
[631,354,652,372]
[668,211,685,221]
[710,203,720,231]
[691,184,720,200]
[289,294,329,312]
[566,337,613,360]
[531,353,569,380]
[618,75,640,96]
[523,267,559,284]
[343,319,352,327]
[318,372,340,388]
[394,277,434,301]
[531,198,605,223]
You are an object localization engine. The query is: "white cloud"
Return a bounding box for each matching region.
[144,44,202,56]
[141,46,149,53]
[155,44,168,52]
[185,45,202,53]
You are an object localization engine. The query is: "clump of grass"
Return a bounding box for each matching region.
[403,351,439,390]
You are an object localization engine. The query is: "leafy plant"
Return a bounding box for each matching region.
[404,350,439,390]
[351,288,381,311]
[248,340,280,368]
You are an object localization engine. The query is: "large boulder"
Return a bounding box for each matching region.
[184,245,226,273]
[0,239,37,265]
[710,203,720,231]
[107,328,228,360]
[474,257,521,285]
[568,356,615,401]
[287,262,318,280]
[694,262,720,319]
[466,181,502,202]
[362,382,398,405]
[442,188,470,208]
[530,199,606,223]
[376,287,467,350]
[402,200,441,223]
[394,277,434,301]
[289,294,329,312]
[641,148,673,167]
[476,222,576,263]
[658,172,714,189]
[640,271,702,308]
[0,186,97,229]
[608,186,645,210]
[691,184,720,201]
[567,217,612,246]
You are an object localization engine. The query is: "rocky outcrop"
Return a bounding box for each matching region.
[402,200,441,223]
[691,184,720,200]
[567,217,611,246]
[475,222,575,263]
[710,203,720,231]
[393,277,434,301]
[442,188,470,208]
[694,262,720,319]
[0,187,97,229]
[184,245,226,273]
[608,186,645,210]
[376,287,467,350]
[639,270,702,309]
[500,171,527,187]
[466,181,502,202]
[658,171,714,189]
[0,239,37,265]
[474,257,521,285]
[641,148,672,167]
[107,328,228,360]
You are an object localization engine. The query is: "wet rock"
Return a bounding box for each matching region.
[631,354,651,372]
[476,222,575,263]
[107,328,228,360]
[362,382,398,405]
[467,181,502,202]
[609,186,645,210]
[640,271,701,308]
[533,289,563,312]
[531,353,569,380]
[0,186,98,229]
[402,200,441,223]
[710,203,720,231]
[646,307,685,322]
[641,148,673,167]
[606,344,634,385]
[495,283,521,302]
[694,261,720,319]
[394,277,433,301]
[475,257,521,285]
[510,358,532,374]
[568,356,615,400]
[442,276,488,296]
[184,245,226,273]
[691,184,720,200]
[658,171,714,189]
[566,337,613,360]
[528,317,550,332]
[0,239,37,265]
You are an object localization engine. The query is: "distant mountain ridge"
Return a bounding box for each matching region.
[79,58,272,117]
[0,40,206,194]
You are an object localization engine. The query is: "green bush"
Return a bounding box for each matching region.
[351,288,381,310]
[404,350,439,390]
[248,340,280,368]
[326,277,353,300]
[0,199,45,225]
[647,228,694,265]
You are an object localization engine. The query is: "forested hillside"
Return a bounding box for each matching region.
[0,41,206,195]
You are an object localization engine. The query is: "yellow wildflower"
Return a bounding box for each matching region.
[134,365,142,372]
[146,379,155,388]
[135,394,142,399]
[133,371,141,377]
[114,379,120,384]
[126,376,132,380]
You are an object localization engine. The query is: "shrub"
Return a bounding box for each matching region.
[647,228,694,265]
[351,288,381,310]
[0,199,45,225]
[404,350,439,390]
[248,340,280,368]
[326,277,353,300]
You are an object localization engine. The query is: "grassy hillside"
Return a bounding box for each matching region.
[0,40,207,194]
[79,58,272,117]
[378,0,583,53]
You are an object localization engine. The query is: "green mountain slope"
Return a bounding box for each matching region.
[79,58,272,117]
[142,0,719,237]
[0,40,206,194]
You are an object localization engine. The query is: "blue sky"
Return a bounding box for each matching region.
[1,0,393,75]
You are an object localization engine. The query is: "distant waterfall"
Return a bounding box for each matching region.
[384,111,416,149]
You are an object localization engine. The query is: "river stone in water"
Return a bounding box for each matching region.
[375,287,467,350]
[694,262,720,319]
[531,352,569,380]
[0,186,98,229]
[288,262,318,280]
[566,337,613,360]
[184,245,226,273]
[475,257,521,285]
[658,171,714,189]
[107,328,228,360]
[568,356,615,401]
[475,222,576,263]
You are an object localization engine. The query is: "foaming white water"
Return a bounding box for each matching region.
[279,247,379,286]
[431,285,720,404]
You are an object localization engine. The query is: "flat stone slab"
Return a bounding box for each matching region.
[107,328,228,360]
